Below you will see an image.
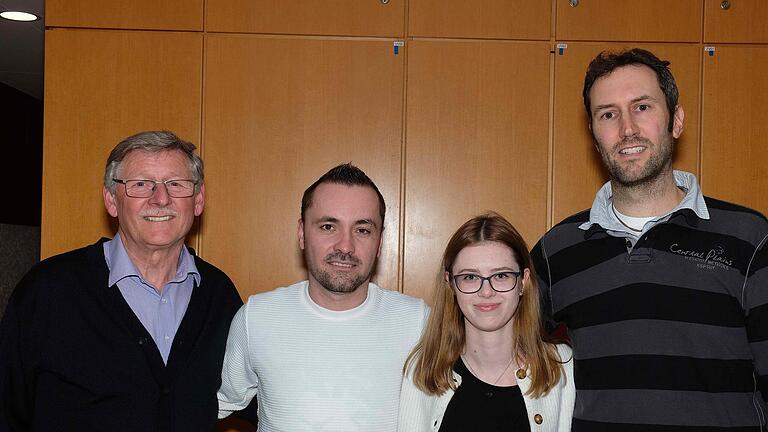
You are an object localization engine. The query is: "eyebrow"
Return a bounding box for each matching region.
[316,216,339,224]
[315,217,378,229]
[631,95,656,104]
[593,95,657,113]
[454,266,518,274]
[356,219,378,229]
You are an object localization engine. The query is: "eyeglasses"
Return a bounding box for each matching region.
[113,178,198,198]
[451,271,522,294]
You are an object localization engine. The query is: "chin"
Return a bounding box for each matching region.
[467,321,504,333]
[144,236,185,249]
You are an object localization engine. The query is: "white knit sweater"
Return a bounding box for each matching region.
[218,281,428,432]
[398,344,575,432]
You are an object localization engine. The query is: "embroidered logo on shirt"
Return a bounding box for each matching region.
[669,243,734,270]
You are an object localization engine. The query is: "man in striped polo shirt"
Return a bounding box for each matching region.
[532,48,768,430]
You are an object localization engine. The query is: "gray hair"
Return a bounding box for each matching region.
[104,131,204,193]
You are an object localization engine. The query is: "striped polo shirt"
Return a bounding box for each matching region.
[532,172,768,431]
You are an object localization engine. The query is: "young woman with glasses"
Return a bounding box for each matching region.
[399,212,574,431]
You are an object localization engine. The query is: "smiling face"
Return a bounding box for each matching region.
[450,241,529,334]
[589,65,684,187]
[103,149,204,257]
[298,183,383,298]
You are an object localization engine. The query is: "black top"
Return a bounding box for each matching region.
[439,357,530,432]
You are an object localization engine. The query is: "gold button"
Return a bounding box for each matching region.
[534,414,543,424]
[516,368,527,379]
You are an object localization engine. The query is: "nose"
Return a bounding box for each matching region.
[620,112,639,138]
[149,182,171,206]
[334,230,355,254]
[477,279,495,298]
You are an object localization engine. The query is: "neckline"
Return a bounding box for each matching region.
[611,203,645,233]
[301,281,376,320]
[456,357,520,390]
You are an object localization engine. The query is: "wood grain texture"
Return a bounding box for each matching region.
[704,0,768,43]
[556,0,703,42]
[42,29,202,258]
[46,0,203,30]
[408,0,550,39]
[552,42,701,223]
[403,40,551,302]
[201,35,404,298]
[205,0,405,37]
[701,45,768,214]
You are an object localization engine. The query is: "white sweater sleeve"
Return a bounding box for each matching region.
[217,303,259,418]
[398,367,427,432]
[557,344,575,431]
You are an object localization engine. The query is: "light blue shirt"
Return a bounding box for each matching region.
[103,233,200,364]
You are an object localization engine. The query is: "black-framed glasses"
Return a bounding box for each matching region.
[113,178,198,198]
[451,271,522,294]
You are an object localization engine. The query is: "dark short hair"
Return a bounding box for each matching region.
[104,130,203,193]
[583,48,679,132]
[301,163,386,226]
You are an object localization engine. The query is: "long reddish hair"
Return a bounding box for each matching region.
[404,212,565,397]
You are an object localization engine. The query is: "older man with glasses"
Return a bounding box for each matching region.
[0,131,256,431]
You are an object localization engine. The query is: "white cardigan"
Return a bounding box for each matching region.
[398,344,575,432]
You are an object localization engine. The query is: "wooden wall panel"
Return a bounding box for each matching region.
[408,0,550,39]
[42,29,203,258]
[556,0,702,42]
[205,0,405,37]
[403,41,550,302]
[552,43,701,223]
[704,0,768,43]
[46,0,203,30]
[202,35,404,298]
[701,45,768,214]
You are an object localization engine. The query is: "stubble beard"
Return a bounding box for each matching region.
[308,252,371,294]
[599,134,674,189]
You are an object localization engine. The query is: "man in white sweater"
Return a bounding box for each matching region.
[217,163,428,431]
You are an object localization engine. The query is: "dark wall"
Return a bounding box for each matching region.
[0,83,43,318]
[0,224,40,317]
[0,82,43,226]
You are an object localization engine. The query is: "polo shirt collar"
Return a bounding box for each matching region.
[579,170,709,234]
[104,232,201,288]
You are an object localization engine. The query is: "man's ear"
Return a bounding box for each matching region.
[588,120,601,152]
[103,186,118,218]
[194,183,205,217]
[297,218,305,250]
[672,105,685,139]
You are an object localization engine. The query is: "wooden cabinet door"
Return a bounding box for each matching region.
[701,45,768,214]
[42,29,202,259]
[556,0,702,42]
[205,0,405,37]
[403,41,550,302]
[408,0,550,39]
[202,35,404,298]
[704,0,768,43]
[46,0,203,30]
[552,43,701,223]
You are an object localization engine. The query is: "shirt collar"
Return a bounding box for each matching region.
[103,232,201,288]
[579,170,710,234]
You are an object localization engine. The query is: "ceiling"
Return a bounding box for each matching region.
[0,0,44,100]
